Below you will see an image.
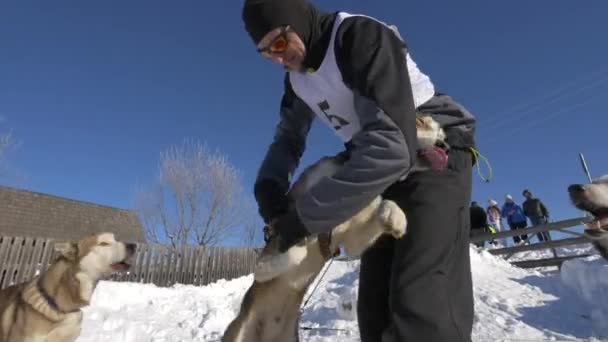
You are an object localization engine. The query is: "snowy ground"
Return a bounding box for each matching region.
[77,245,608,342]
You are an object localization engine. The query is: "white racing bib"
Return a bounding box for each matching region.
[289,11,435,143]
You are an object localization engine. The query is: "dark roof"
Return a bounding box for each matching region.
[0,185,146,242]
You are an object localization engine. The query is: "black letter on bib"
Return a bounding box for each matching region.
[318,100,349,130]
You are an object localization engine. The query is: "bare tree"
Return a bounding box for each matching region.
[0,128,18,178]
[240,200,264,247]
[133,139,261,248]
[0,132,12,162]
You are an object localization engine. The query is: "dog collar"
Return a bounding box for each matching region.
[263,224,277,243]
[317,231,339,260]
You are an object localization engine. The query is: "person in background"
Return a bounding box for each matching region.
[487,199,506,246]
[522,189,551,242]
[470,201,489,248]
[501,194,528,245]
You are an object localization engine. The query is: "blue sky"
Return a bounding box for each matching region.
[1,0,607,244]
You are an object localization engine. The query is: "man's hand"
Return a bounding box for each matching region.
[270,209,311,253]
[254,179,289,224]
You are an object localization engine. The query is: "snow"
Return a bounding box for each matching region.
[561,255,608,338]
[76,246,608,342]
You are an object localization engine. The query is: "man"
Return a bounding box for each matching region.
[470,201,490,248]
[241,0,477,341]
[501,194,528,245]
[522,189,551,242]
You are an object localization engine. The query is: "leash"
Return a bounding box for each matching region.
[296,258,335,342]
[300,258,334,313]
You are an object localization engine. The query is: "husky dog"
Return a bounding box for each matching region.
[221,115,446,342]
[0,232,136,342]
[569,175,608,259]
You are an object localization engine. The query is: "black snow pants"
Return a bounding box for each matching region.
[357,146,474,342]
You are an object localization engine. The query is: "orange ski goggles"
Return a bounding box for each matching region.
[257,26,290,55]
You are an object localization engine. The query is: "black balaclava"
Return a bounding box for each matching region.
[242,0,334,70]
[242,0,313,46]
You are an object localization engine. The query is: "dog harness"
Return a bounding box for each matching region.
[17,277,81,323]
[289,11,435,143]
[36,279,81,314]
[263,224,338,260]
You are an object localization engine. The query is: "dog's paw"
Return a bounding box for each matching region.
[253,244,308,283]
[378,200,407,239]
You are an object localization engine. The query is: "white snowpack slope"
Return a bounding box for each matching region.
[76,246,608,342]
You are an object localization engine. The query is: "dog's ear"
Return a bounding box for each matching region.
[54,241,79,261]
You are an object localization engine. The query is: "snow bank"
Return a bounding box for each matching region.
[75,247,607,341]
[79,275,255,341]
[561,255,608,338]
[470,249,600,341]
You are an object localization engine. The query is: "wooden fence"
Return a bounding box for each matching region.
[0,235,258,291]
[1,217,600,290]
[334,216,599,270]
[470,216,597,269]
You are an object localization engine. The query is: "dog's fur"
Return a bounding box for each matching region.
[0,232,135,342]
[221,115,445,342]
[569,175,608,259]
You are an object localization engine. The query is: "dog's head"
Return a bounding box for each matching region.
[569,176,608,237]
[416,115,446,149]
[54,232,136,279]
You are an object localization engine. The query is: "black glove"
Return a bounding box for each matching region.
[271,209,311,253]
[254,179,289,224]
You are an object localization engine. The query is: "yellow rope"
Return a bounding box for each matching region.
[469,147,493,183]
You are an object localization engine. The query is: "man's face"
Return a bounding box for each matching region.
[524,192,531,199]
[256,25,306,72]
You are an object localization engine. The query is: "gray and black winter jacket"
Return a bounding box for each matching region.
[254,8,476,234]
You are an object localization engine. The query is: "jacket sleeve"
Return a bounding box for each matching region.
[255,74,315,195]
[293,16,419,234]
[522,201,531,217]
[516,205,525,218]
[540,201,549,218]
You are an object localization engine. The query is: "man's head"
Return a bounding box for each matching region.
[522,189,532,199]
[242,0,313,71]
[505,194,513,203]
